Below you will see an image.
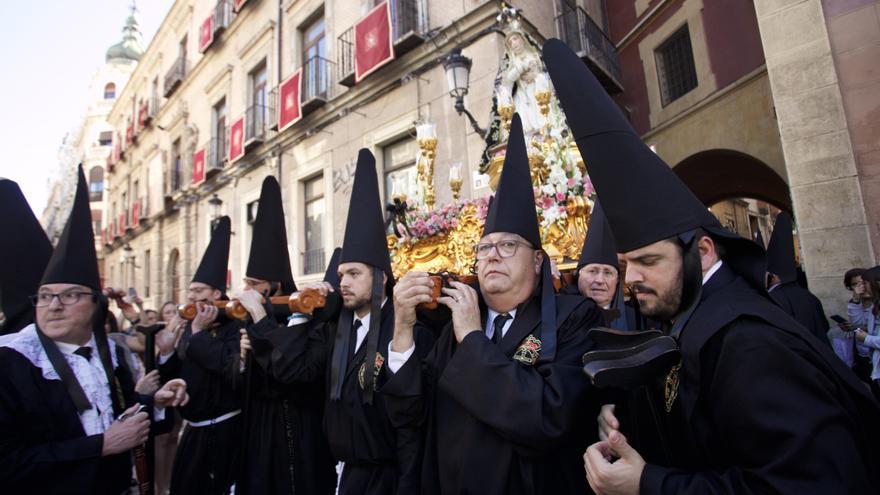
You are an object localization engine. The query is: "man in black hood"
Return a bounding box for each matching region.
[0,178,53,334]
[159,216,242,494]
[765,212,830,344]
[0,166,188,493]
[545,38,880,494]
[385,114,604,494]
[233,176,337,494]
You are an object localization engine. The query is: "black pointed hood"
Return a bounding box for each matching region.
[323,247,342,288]
[577,201,618,270]
[767,212,797,284]
[246,177,295,293]
[482,114,541,248]
[340,149,394,288]
[0,179,53,333]
[543,39,765,290]
[192,216,231,292]
[40,166,101,290]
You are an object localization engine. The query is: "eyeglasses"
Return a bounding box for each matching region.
[474,239,533,260]
[582,267,618,279]
[31,291,95,308]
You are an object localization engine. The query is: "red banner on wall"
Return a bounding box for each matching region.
[355,1,395,83]
[199,15,214,52]
[192,148,206,185]
[119,212,127,232]
[277,69,303,132]
[131,201,141,226]
[229,117,245,163]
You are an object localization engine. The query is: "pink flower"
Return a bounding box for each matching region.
[555,192,566,202]
[567,178,576,187]
[541,196,555,209]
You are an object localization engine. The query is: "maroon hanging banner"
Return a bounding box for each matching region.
[192,148,206,186]
[199,15,214,52]
[277,69,303,132]
[131,201,141,226]
[229,117,245,163]
[355,1,395,83]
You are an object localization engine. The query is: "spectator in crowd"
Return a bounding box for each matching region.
[828,268,866,367]
[855,267,880,398]
[847,268,876,382]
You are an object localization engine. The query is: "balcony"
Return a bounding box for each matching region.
[245,95,275,146]
[337,0,428,88]
[164,56,188,97]
[213,0,234,35]
[206,135,227,172]
[303,248,325,275]
[555,5,622,93]
[302,56,335,114]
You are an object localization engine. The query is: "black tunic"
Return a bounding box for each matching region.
[236,313,337,495]
[769,281,831,345]
[257,302,434,495]
[159,318,241,495]
[381,292,603,495]
[0,335,152,494]
[634,264,880,494]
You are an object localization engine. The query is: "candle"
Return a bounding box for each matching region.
[449,162,462,181]
[535,73,549,92]
[416,121,437,140]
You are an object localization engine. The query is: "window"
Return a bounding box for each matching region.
[104,83,116,99]
[654,25,698,106]
[303,174,325,274]
[171,139,182,191]
[301,15,327,99]
[89,167,104,202]
[92,209,102,234]
[144,249,151,298]
[247,62,269,138]
[383,136,419,204]
[212,98,227,167]
[98,131,113,147]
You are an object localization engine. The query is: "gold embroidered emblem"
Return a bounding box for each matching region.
[513,335,542,365]
[664,361,682,413]
[358,352,385,391]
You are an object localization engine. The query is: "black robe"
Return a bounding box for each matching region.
[381,292,603,495]
[769,281,831,345]
[0,332,154,494]
[632,264,880,494]
[159,318,241,495]
[235,312,337,495]
[254,302,434,495]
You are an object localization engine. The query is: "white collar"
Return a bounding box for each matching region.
[702,260,723,285]
[54,334,96,356]
[487,307,518,323]
[353,298,388,328]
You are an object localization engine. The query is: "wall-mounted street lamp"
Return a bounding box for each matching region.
[443,49,486,138]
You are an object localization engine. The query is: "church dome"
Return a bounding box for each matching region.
[106,13,144,63]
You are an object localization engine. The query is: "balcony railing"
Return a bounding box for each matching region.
[213,0,234,34]
[303,248,325,275]
[337,0,427,88]
[337,27,355,87]
[245,94,275,145]
[302,56,335,114]
[164,56,188,97]
[555,4,622,92]
[206,135,228,171]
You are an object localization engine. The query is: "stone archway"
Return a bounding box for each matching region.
[674,149,792,212]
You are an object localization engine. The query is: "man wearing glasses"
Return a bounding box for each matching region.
[384,115,603,494]
[158,216,242,495]
[0,167,188,494]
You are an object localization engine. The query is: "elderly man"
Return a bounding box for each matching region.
[158,216,241,495]
[546,38,880,495]
[0,166,187,494]
[385,115,604,494]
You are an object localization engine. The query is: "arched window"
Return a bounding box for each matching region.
[88,167,104,201]
[104,82,116,99]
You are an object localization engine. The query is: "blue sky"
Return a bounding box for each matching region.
[0,0,174,216]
